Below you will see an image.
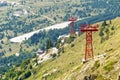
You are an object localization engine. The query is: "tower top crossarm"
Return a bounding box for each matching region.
[68,17,77,22]
[81,24,98,32]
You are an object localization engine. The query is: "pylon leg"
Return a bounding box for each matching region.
[70,22,75,34]
[84,31,93,61]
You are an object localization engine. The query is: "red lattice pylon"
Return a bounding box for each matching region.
[80,24,98,62]
[68,17,77,35]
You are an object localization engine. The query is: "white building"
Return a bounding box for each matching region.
[15,53,19,57]
[58,34,70,43]
[52,47,58,54]
[37,49,44,55]
[58,34,69,39]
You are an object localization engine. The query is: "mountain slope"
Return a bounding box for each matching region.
[26,17,120,80]
[3,18,120,80]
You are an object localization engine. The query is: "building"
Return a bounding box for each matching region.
[37,49,44,55]
[0,0,8,6]
[15,53,20,57]
[58,34,70,43]
[58,34,69,39]
[52,47,58,54]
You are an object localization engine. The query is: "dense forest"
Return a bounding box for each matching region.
[0,0,119,39]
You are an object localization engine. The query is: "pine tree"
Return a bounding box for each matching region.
[46,39,53,50]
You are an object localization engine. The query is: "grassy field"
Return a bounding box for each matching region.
[26,17,120,80]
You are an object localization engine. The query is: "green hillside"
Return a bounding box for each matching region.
[3,17,120,80]
[0,0,120,57]
[27,17,120,80]
[1,0,120,80]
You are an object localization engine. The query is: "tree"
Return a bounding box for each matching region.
[0,51,4,57]
[66,36,75,44]
[0,33,4,39]
[111,26,114,30]
[1,40,4,44]
[24,71,31,79]
[46,39,53,50]
[0,45,2,49]
[50,53,57,58]
[102,20,107,26]
[110,20,112,24]
[99,30,104,37]
[9,48,12,52]
[6,68,16,79]
[21,59,30,70]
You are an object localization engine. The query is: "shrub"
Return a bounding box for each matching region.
[71,44,74,47]
[91,60,100,71]
[50,53,57,58]
[83,74,97,80]
[94,60,100,68]
[111,26,114,30]
[24,71,31,79]
[96,74,104,80]
[66,36,75,44]
[99,30,104,37]
[103,60,117,72]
